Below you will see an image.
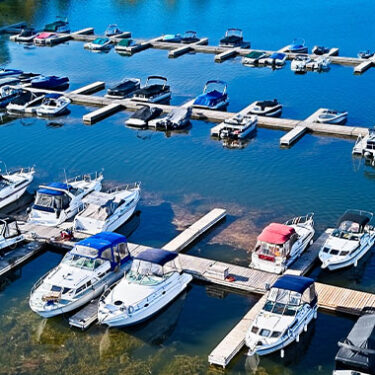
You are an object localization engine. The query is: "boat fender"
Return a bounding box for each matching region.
[296,335,300,343]
[127,305,134,315]
[304,324,307,332]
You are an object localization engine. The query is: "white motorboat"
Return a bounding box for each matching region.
[353,128,375,161]
[0,215,24,253]
[248,99,282,117]
[306,56,331,71]
[7,90,44,114]
[0,165,34,209]
[84,37,113,51]
[105,24,123,37]
[250,213,315,274]
[245,275,318,357]
[132,76,171,103]
[148,107,192,130]
[316,109,348,124]
[73,183,141,235]
[11,28,38,43]
[29,232,131,318]
[28,172,103,226]
[212,114,257,140]
[291,55,311,73]
[98,248,193,327]
[35,94,71,116]
[264,52,287,67]
[319,210,375,271]
[242,51,268,66]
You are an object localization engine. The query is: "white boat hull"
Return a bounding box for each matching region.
[132,92,171,103]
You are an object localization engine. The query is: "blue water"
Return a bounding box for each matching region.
[1,0,375,373]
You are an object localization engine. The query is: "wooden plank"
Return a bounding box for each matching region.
[70,81,105,95]
[214,47,240,62]
[280,125,307,146]
[82,102,124,124]
[168,38,209,58]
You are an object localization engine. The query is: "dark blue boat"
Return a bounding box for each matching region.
[0,68,23,78]
[193,80,229,110]
[30,75,69,90]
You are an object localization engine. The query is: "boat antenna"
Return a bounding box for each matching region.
[63,168,68,185]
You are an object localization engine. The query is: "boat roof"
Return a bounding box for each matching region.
[93,37,109,44]
[272,275,314,294]
[135,248,178,265]
[339,210,371,227]
[257,223,295,245]
[335,313,375,373]
[77,232,127,252]
[118,38,133,46]
[38,182,71,195]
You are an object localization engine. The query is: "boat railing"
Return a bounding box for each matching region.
[106,181,141,194]
[0,162,35,176]
[67,170,103,184]
[285,212,314,226]
[30,270,51,295]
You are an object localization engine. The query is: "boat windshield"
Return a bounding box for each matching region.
[263,287,301,316]
[126,259,168,286]
[332,220,362,239]
[61,251,106,270]
[255,241,286,258]
[0,176,10,189]
[34,192,70,209]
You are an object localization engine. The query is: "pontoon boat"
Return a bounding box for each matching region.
[105,24,123,37]
[248,99,282,117]
[212,114,257,140]
[35,94,71,116]
[28,172,103,226]
[219,28,250,48]
[73,184,141,234]
[250,214,315,274]
[242,51,268,66]
[31,75,69,90]
[181,31,199,44]
[0,86,22,108]
[105,78,141,99]
[125,105,163,127]
[287,38,308,53]
[149,107,192,130]
[312,45,330,55]
[29,232,131,318]
[84,38,112,51]
[44,17,70,33]
[98,248,193,326]
[132,76,171,103]
[319,210,375,271]
[246,275,318,357]
[193,80,229,110]
[316,109,348,124]
[0,215,24,253]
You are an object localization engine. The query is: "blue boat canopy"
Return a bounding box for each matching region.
[270,52,286,59]
[45,93,62,99]
[38,182,71,195]
[272,275,314,294]
[135,248,178,265]
[77,232,127,253]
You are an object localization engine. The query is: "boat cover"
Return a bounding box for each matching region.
[117,38,133,47]
[257,223,295,244]
[245,51,264,59]
[272,274,314,294]
[135,248,178,265]
[93,38,109,45]
[256,99,279,110]
[269,53,286,60]
[338,211,370,229]
[220,35,242,44]
[44,20,67,32]
[38,182,70,195]
[194,90,223,106]
[80,191,123,220]
[0,77,20,87]
[76,232,127,253]
[134,84,168,97]
[108,79,139,94]
[335,314,375,373]
[158,107,191,126]
[130,106,162,121]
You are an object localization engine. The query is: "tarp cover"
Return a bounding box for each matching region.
[77,232,127,253]
[272,275,314,294]
[257,223,295,245]
[38,182,70,196]
[335,314,375,373]
[338,211,370,228]
[135,248,178,265]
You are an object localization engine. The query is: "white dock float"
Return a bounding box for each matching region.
[83,102,124,124]
[168,38,209,58]
[327,47,339,56]
[214,47,240,63]
[69,298,100,329]
[354,58,375,74]
[280,124,308,146]
[70,81,105,95]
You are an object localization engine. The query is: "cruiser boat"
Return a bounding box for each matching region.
[287,38,308,53]
[28,172,103,226]
[162,34,182,43]
[31,75,69,90]
[125,105,163,127]
[44,17,70,33]
[0,165,34,209]
[358,50,374,59]
[29,232,131,318]
[0,86,22,108]
[312,45,330,55]
[105,78,141,99]
[219,28,250,48]
[84,37,113,51]
[34,32,58,45]
[149,107,192,130]
[245,275,318,357]
[334,312,375,375]
[242,51,268,66]
[248,99,282,117]
[316,109,348,124]
[12,28,38,43]
[319,210,375,271]
[291,55,311,73]
[193,80,229,110]
[7,91,44,114]
[181,31,199,44]
[250,213,315,274]
[73,184,141,234]
[114,38,139,54]
[0,68,23,78]
[35,94,71,116]
[132,76,171,103]
[0,215,24,253]
[212,114,257,140]
[105,24,122,37]
[265,52,287,67]
[98,248,193,326]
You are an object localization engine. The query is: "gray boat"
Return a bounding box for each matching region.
[149,107,192,130]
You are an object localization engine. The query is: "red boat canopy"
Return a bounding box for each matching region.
[257,223,295,245]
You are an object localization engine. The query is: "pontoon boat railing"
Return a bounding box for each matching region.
[285,212,314,226]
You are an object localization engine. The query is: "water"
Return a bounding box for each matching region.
[1,0,375,373]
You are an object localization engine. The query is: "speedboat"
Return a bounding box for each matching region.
[29,232,131,318]
[306,56,331,71]
[212,114,257,139]
[105,78,141,99]
[334,312,375,375]
[0,215,24,253]
[0,77,20,88]
[248,99,282,117]
[291,55,311,73]
[98,248,193,326]
[11,28,38,43]
[44,17,70,33]
[162,34,182,43]
[219,28,250,48]
[28,172,103,226]
[312,45,330,55]
[0,86,22,108]
[84,37,113,51]
[250,213,315,274]
[265,52,287,67]
[0,165,34,209]
[148,107,192,130]
[319,210,375,271]
[246,275,318,357]
[73,184,141,234]
[316,109,348,124]
[6,90,44,114]
[125,105,163,127]
[30,75,69,90]
[0,68,23,78]
[114,38,139,54]
[181,31,199,44]
[286,38,308,53]
[35,94,71,116]
[193,80,229,110]
[358,50,374,59]
[353,128,375,161]
[34,32,58,45]
[132,76,171,103]
[105,24,123,37]
[242,51,268,66]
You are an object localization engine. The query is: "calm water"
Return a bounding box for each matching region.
[1,0,375,373]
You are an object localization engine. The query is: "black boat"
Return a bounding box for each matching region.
[334,312,375,375]
[125,105,163,127]
[17,72,41,83]
[181,31,199,44]
[219,28,250,48]
[312,45,330,55]
[105,78,141,99]
[132,76,171,103]
[358,50,374,59]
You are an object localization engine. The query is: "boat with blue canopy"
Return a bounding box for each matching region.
[193,80,229,110]
[30,75,69,91]
[29,232,131,317]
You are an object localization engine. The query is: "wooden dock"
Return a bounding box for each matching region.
[354,57,375,74]
[168,38,209,58]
